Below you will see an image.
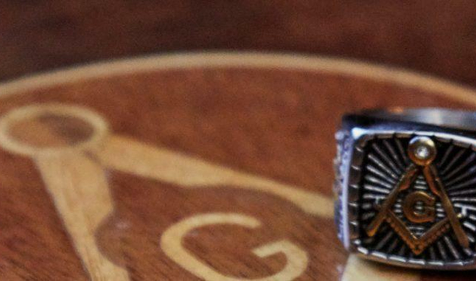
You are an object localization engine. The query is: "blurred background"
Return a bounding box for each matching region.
[1,1,476,85]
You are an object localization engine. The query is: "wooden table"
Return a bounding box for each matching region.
[0,53,474,280]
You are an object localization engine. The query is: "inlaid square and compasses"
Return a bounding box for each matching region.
[365,137,469,255]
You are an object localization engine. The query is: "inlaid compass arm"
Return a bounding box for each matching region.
[366,163,418,237]
[423,165,470,248]
[97,135,334,218]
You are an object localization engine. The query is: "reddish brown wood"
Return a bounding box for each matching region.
[1,1,476,87]
[0,55,475,280]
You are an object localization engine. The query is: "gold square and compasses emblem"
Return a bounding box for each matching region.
[366,136,469,255]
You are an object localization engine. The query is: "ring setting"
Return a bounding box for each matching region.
[334,108,476,269]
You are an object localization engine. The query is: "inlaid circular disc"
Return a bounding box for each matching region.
[0,53,473,281]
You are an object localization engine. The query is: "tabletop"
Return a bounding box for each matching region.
[0,52,474,280]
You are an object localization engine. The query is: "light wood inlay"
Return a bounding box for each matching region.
[98,135,333,218]
[36,153,129,281]
[161,213,308,281]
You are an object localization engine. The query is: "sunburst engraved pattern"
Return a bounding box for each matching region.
[357,135,476,265]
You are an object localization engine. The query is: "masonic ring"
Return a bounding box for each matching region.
[334,108,476,270]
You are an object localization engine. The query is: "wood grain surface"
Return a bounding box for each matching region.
[1,1,476,87]
[0,53,475,280]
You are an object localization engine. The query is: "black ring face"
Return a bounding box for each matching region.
[335,121,476,269]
